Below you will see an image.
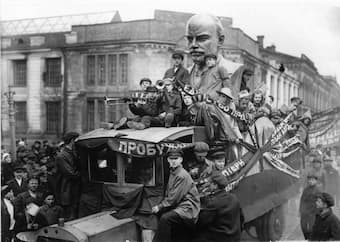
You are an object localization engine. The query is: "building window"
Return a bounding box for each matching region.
[86,55,96,85]
[87,100,95,131]
[13,60,27,87]
[108,54,117,85]
[97,55,106,86]
[14,102,27,133]
[98,100,106,122]
[85,54,128,86]
[44,58,62,87]
[46,101,61,133]
[85,98,128,131]
[119,54,128,84]
[108,104,116,123]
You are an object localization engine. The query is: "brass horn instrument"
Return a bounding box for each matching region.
[156,79,165,90]
[104,96,130,105]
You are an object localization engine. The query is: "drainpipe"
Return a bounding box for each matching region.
[61,48,68,136]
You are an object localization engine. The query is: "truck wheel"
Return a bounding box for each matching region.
[255,205,286,241]
[265,205,286,241]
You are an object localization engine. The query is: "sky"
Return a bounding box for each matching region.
[1,0,340,83]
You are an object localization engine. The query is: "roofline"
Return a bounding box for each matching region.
[1,10,119,22]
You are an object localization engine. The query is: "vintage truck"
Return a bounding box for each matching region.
[34,115,304,242]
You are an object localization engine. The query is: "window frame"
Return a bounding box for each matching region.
[85,53,128,86]
[45,101,61,134]
[44,57,62,87]
[14,101,27,133]
[13,59,27,87]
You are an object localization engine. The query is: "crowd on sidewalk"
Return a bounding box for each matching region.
[1,134,79,242]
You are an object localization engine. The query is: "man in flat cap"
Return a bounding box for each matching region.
[194,171,243,242]
[311,192,340,241]
[55,132,80,220]
[187,142,215,197]
[163,51,189,87]
[299,172,322,240]
[152,149,200,242]
[7,165,28,197]
[185,14,243,100]
[139,78,152,91]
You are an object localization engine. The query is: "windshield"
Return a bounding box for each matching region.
[88,145,164,186]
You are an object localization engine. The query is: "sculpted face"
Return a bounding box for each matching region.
[186,14,224,65]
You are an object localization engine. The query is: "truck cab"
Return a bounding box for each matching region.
[35,123,302,242]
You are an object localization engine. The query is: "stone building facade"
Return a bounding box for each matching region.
[258,37,340,112]
[1,33,66,142]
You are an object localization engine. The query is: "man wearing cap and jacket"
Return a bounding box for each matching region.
[203,87,243,162]
[311,192,340,241]
[187,142,214,197]
[7,165,28,197]
[55,132,80,220]
[152,149,200,242]
[163,52,189,87]
[300,172,322,240]
[194,171,243,242]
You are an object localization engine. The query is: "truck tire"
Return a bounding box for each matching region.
[256,205,286,241]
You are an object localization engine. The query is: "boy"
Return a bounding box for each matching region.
[311,192,340,241]
[35,192,64,227]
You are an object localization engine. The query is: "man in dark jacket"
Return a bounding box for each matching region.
[152,149,200,242]
[159,78,183,127]
[7,165,28,197]
[55,132,80,221]
[194,171,243,242]
[311,192,340,241]
[299,172,322,240]
[13,177,44,233]
[163,52,189,86]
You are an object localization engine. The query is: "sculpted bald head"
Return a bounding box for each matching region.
[186,14,225,65]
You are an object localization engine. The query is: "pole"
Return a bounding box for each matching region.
[4,86,16,160]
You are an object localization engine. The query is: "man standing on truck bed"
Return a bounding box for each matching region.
[151,149,200,242]
[55,132,80,221]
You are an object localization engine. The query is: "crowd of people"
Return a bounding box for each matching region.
[300,150,340,241]
[1,133,80,242]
